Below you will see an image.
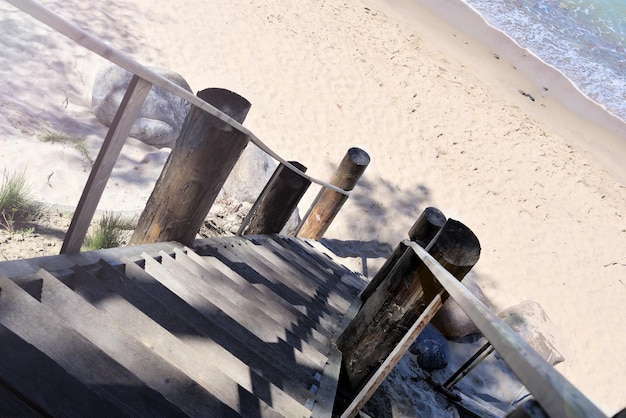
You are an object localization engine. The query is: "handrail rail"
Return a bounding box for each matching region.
[4,0,350,197]
[404,240,607,418]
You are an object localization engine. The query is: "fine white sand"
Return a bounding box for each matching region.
[1,0,625,415]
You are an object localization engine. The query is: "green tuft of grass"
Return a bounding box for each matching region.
[39,130,93,164]
[0,170,43,233]
[84,212,135,250]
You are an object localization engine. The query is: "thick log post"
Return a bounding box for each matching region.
[296,147,370,240]
[360,207,446,302]
[129,88,251,246]
[238,161,311,235]
[335,219,480,398]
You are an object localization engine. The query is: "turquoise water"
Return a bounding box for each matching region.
[463,0,626,123]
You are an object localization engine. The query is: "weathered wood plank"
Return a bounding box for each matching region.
[173,247,331,347]
[158,251,329,367]
[119,256,317,401]
[62,75,152,253]
[195,239,345,319]
[33,269,242,417]
[140,254,323,388]
[178,247,333,342]
[0,274,186,416]
[165,249,329,353]
[0,382,45,418]
[67,265,302,418]
[295,238,369,290]
[310,345,344,418]
[186,245,338,334]
[0,322,127,417]
[195,241,342,331]
[253,236,360,304]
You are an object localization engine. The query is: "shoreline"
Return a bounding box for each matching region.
[365,0,626,187]
[2,0,626,414]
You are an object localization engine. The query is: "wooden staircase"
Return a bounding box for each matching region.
[0,235,366,417]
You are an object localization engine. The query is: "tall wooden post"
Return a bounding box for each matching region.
[335,219,481,399]
[360,207,446,302]
[129,88,251,246]
[238,161,311,236]
[296,147,370,240]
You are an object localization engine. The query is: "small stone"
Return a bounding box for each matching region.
[409,324,449,371]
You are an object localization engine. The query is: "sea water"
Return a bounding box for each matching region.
[461,0,626,123]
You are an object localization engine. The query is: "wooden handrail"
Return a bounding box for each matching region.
[404,240,607,418]
[3,0,350,198]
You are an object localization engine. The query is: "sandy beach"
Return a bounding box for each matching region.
[1,0,625,415]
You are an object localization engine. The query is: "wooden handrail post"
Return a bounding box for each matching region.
[61,75,152,254]
[335,219,480,404]
[360,207,446,302]
[295,147,370,240]
[129,88,251,246]
[237,161,311,236]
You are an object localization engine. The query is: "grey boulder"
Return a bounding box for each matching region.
[498,300,565,365]
[92,64,192,148]
[431,276,491,339]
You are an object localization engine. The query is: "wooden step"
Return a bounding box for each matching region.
[0,322,128,417]
[141,253,326,385]
[243,237,356,310]
[0,273,187,417]
[264,236,363,300]
[159,250,330,362]
[195,241,343,330]
[184,247,338,335]
[66,263,310,417]
[32,269,256,417]
[120,256,321,396]
[174,247,332,346]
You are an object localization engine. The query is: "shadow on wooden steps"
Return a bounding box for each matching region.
[0,235,367,417]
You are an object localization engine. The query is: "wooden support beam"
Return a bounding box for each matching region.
[360,207,446,302]
[296,148,370,240]
[408,241,607,418]
[238,161,311,236]
[129,88,251,246]
[335,219,480,404]
[61,75,152,254]
[339,294,443,418]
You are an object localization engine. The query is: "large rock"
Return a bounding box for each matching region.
[92,64,192,148]
[222,145,277,203]
[431,276,491,339]
[409,324,449,370]
[498,300,565,365]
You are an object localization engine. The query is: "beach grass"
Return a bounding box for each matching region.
[84,212,135,250]
[39,129,93,164]
[0,169,43,233]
